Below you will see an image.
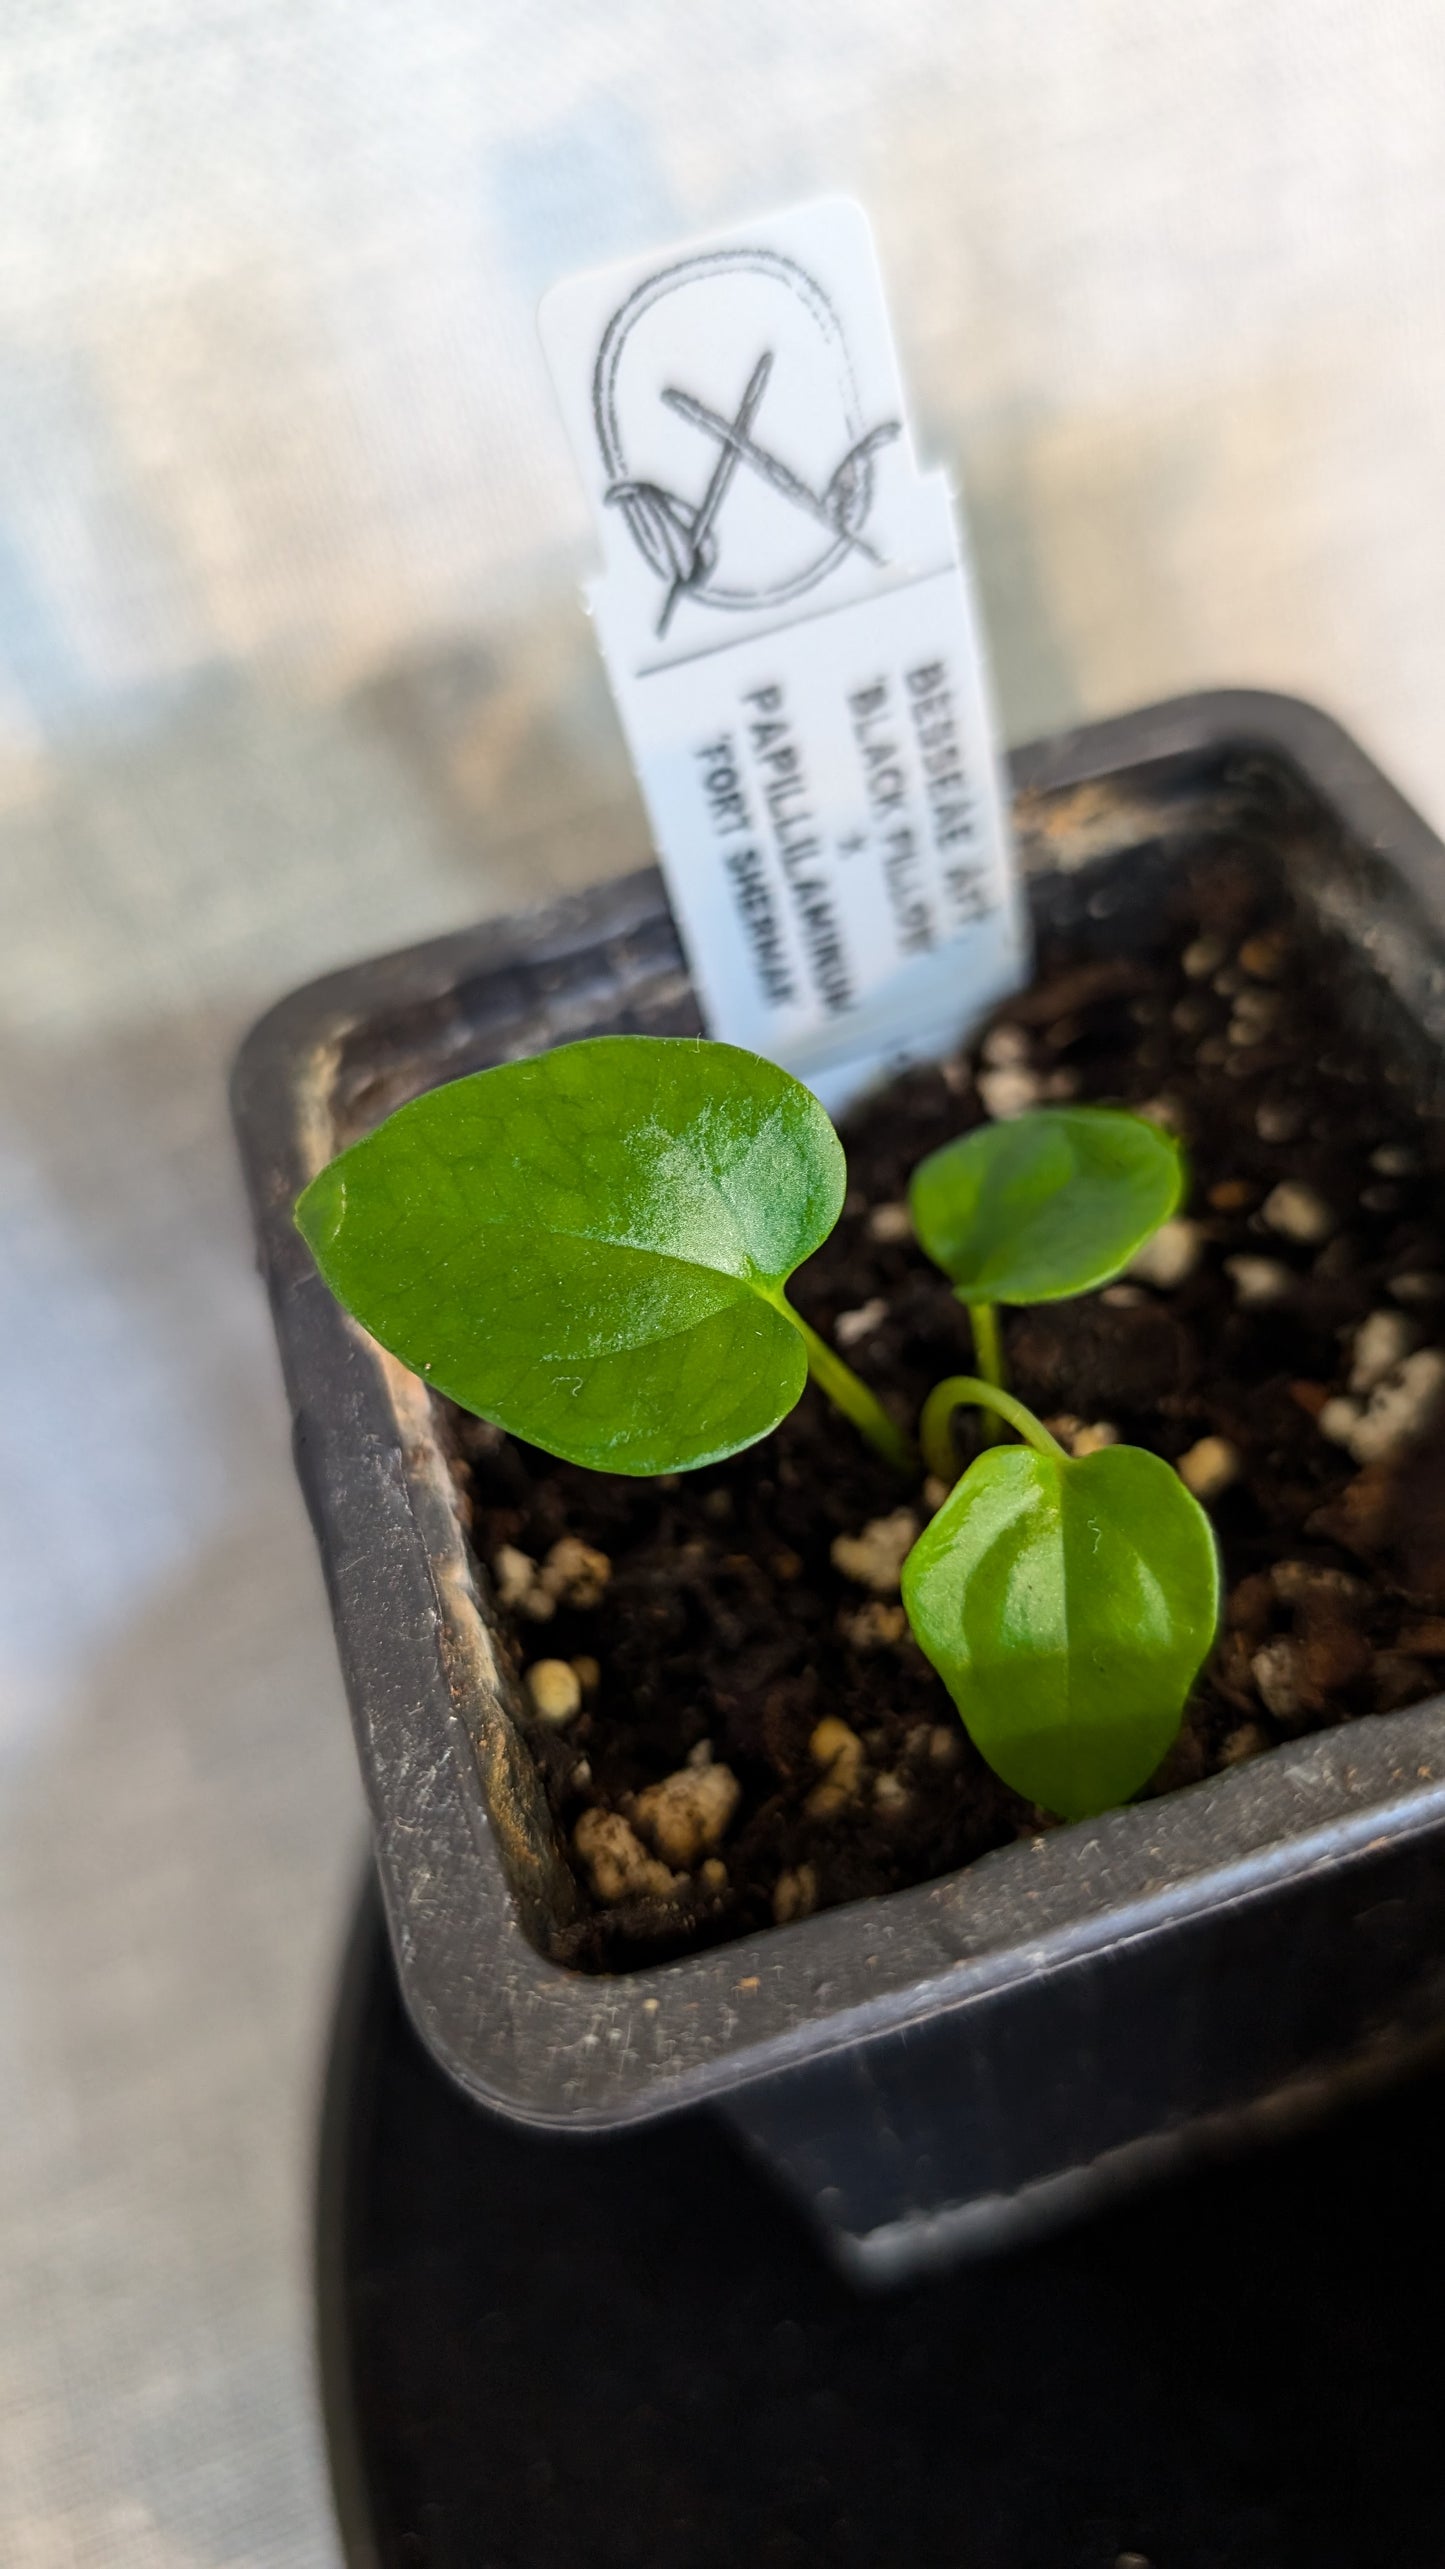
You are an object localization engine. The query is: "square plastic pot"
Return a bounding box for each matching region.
[234,690,1445,2282]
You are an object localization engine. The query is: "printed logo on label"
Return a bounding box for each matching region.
[594,248,902,634]
[541,198,1026,1112]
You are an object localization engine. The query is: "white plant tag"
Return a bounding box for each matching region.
[540,196,1027,1112]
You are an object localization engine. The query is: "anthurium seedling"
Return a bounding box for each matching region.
[904,1376,1220,1820]
[297,1038,1218,1826]
[908,1106,1184,1397]
[295,1033,911,1476]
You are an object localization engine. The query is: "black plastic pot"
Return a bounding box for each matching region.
[235,690,1445,2282]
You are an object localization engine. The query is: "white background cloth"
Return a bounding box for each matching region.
[3,4,1444,2561]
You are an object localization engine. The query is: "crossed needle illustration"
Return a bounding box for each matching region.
[605,348,901,635]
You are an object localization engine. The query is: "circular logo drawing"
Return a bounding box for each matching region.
[592,248,900,636]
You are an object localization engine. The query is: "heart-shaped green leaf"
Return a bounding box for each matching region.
[295,1034,846,1475]
[909,1107,1185,1304]
[901,1441,1219,1819]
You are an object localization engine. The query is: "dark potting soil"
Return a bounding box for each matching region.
[450,849,1445,1970]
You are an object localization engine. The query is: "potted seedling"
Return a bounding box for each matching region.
[237,694,1445,2276]
[297,1045,1218,1827]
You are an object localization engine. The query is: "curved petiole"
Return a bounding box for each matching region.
[920,1374,1066,1484]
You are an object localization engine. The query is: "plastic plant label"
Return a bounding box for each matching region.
[540,197,1027,1113]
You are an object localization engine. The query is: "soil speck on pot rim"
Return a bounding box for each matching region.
[447,852,1445,1970]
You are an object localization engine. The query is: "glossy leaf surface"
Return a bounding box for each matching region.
[901,1441,1219,1819]
[295,1035,845,1475]
[909,1107,1184,1304]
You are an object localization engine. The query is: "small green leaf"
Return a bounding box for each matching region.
[909,1107,1185,1304]
[295,1034,846,1476]
[901,1441,1219,1819]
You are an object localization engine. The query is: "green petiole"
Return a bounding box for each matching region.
[966,1299,1006,1445]
[920,1373,1066,1483]
[787,1307,915,1472]
[967,1300,1006,1389]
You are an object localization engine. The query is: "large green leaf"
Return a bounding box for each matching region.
[901,1441,1219,1819]
[909,1107,1185,1305]
[295,1034,846,1475]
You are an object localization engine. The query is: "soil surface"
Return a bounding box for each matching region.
[451,850,1445,1969]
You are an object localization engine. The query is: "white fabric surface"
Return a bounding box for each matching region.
[2,3,1444,2561]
